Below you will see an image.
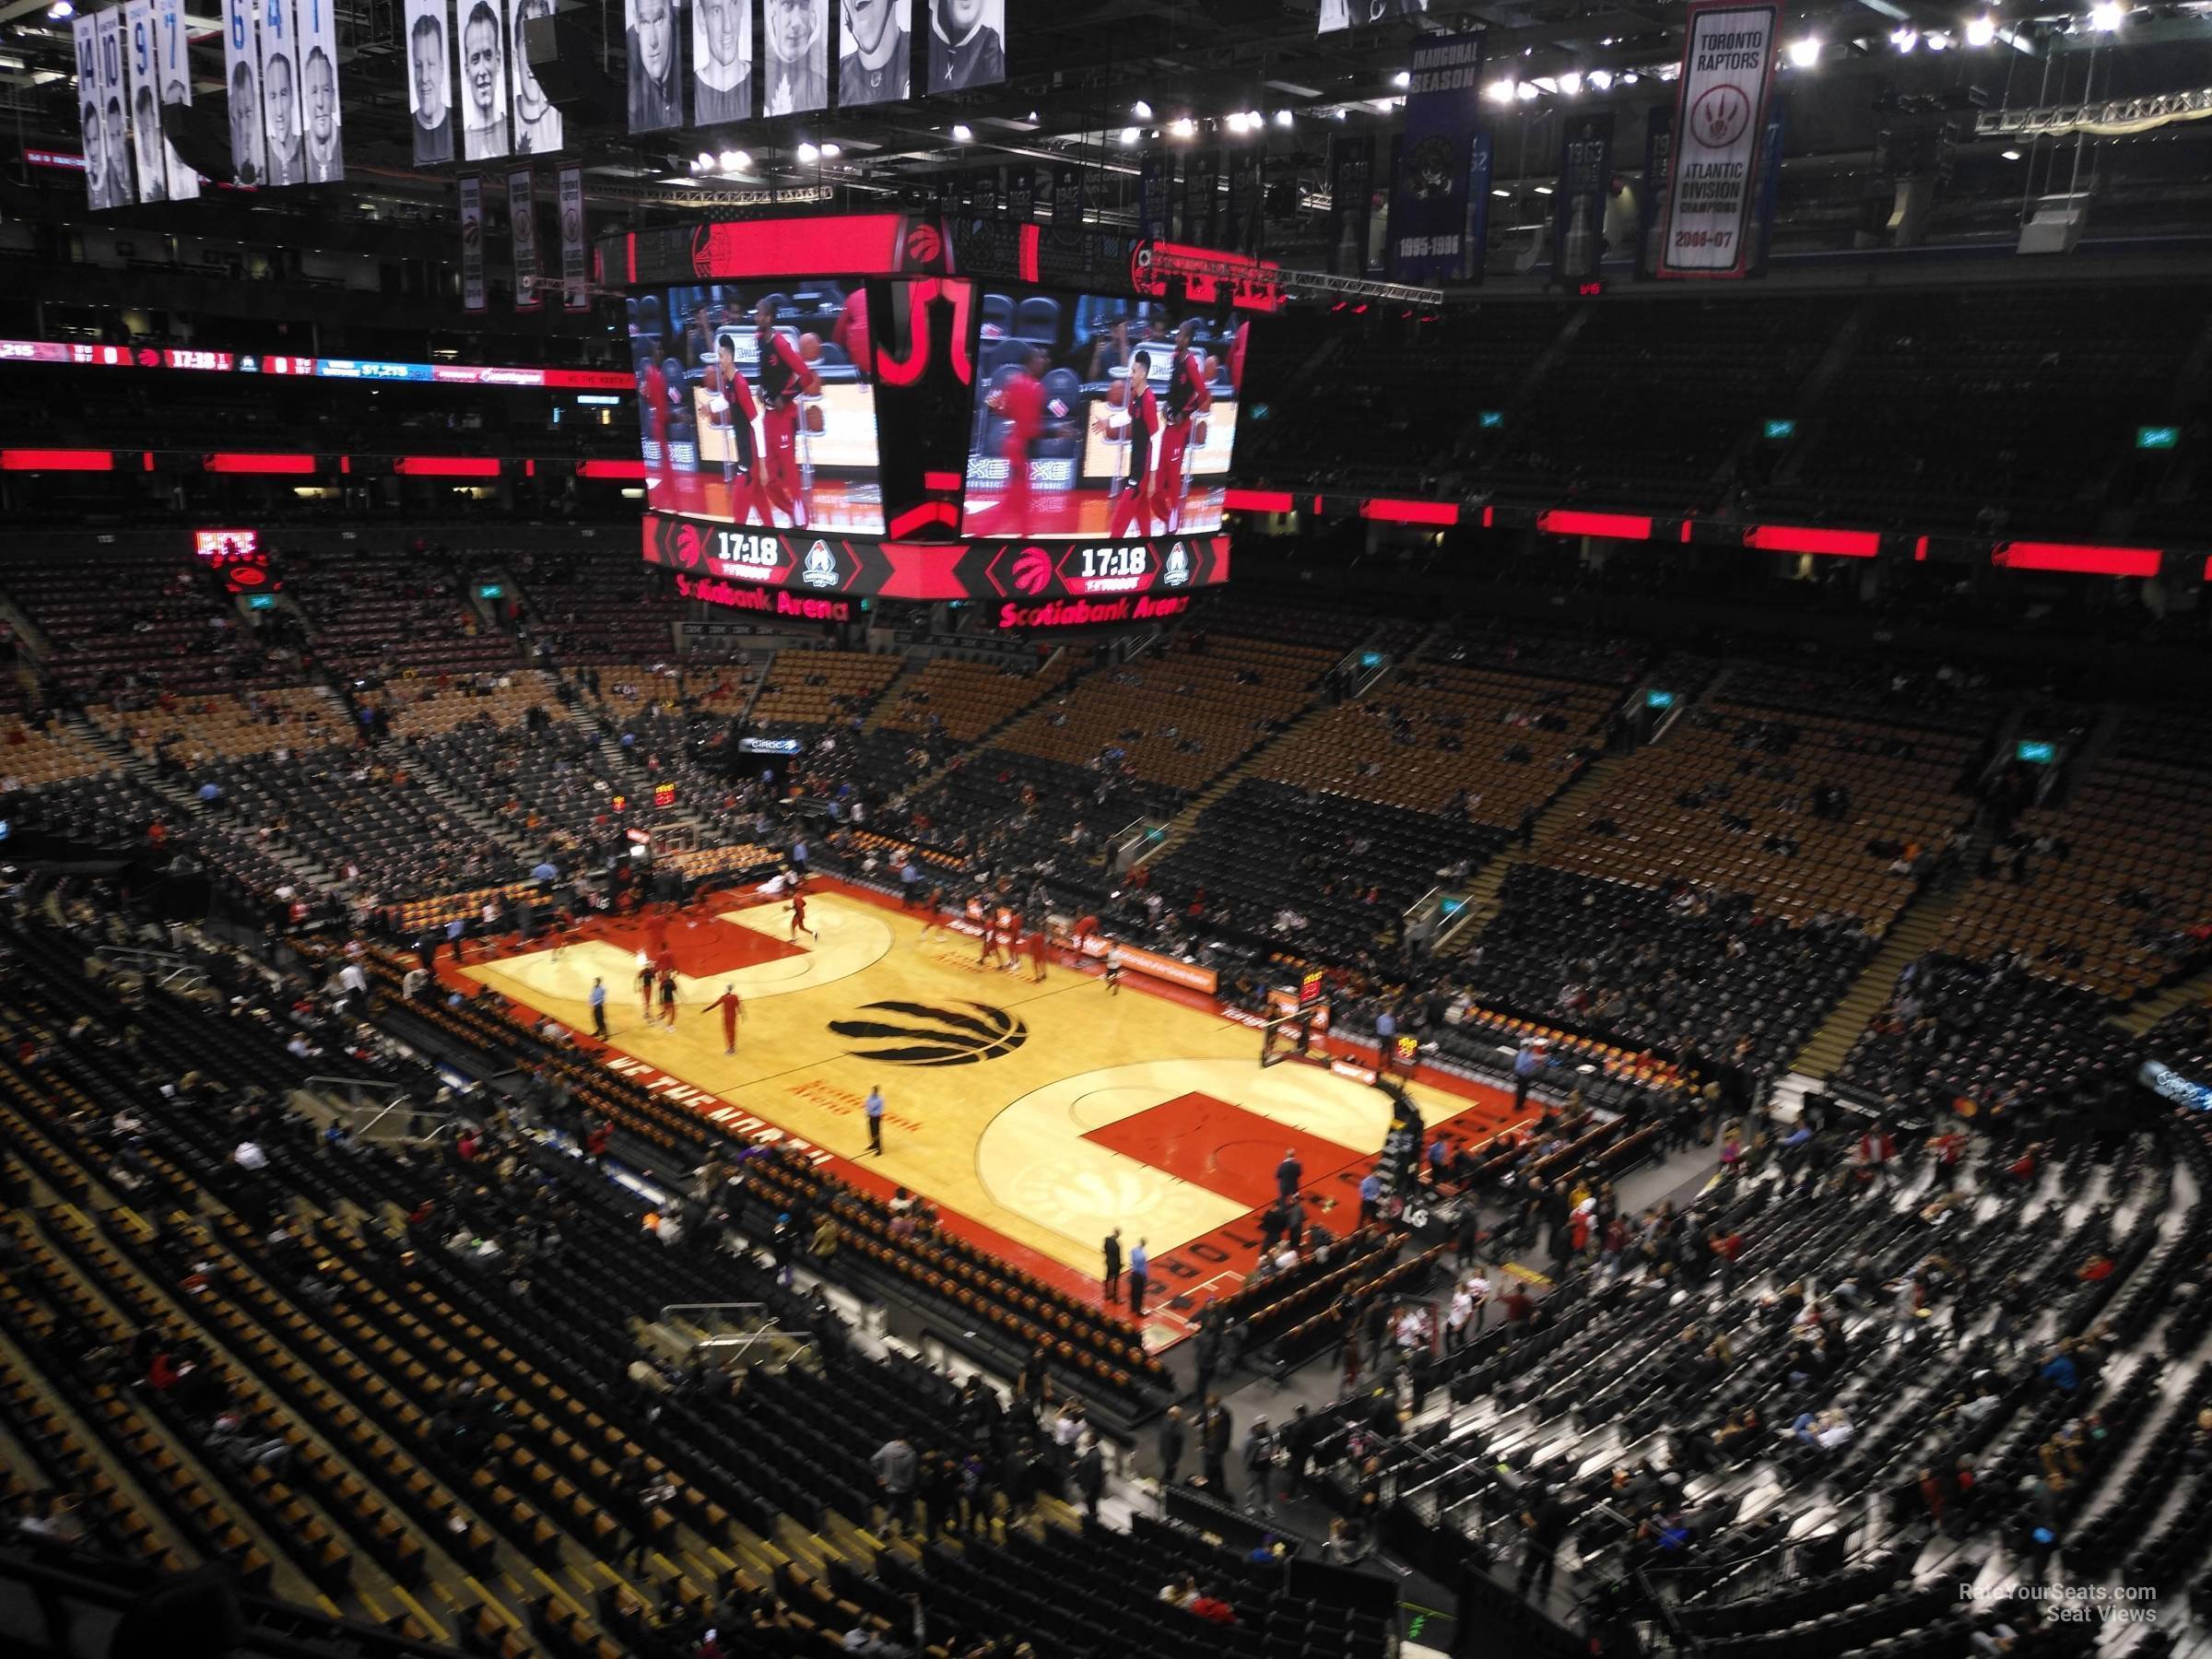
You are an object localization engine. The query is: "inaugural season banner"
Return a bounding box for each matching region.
[1659,0,1779,278]
[1389,31,1483,285]
[559,165,589,311]
[459,174,487,311]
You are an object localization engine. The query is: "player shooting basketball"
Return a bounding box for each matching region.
[704,332,780,527]
[1104,348,1160,539]
[1153,322,1213,534]
[752,297,822,530]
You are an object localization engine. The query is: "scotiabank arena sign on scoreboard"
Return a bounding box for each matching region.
[643,512,1229,613]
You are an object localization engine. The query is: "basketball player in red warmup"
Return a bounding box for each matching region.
[986,344,1050,535]
[701,983,744,1054]
[789,888,817,940]
[1152,322,1213,533]
[1106,348,1159,540]
[1025,927,1048,982]
[753,297,822,529]
[978,905,1003,970]
[705,334,779,526]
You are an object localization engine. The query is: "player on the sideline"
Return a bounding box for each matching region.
[1103,948,1123,995]
[636,957,657,1022]
[790,887,818,940]
[978,912,1002,970]
[917,883,946,943]
[1026,927,1048,982]
[657,966,679,1027]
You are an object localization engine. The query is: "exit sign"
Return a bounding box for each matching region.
[2137,426,2180,451]
[1763,418,1797,441]
[1478,410,1504,429]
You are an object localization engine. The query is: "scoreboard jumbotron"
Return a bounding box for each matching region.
[611,211,1277,624]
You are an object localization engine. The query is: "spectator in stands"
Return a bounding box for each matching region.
[873,1432,919,1535]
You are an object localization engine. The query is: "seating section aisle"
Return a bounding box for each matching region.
[3,548,300,697]
[287,544,518,683]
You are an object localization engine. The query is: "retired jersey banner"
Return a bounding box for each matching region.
[508,168,541,310]
[1326,132,1372,276]
[222,0,265,185]
[459,173,487,311]
[558,165,589,311]
[299,0,344,182]
[1389,31,1483,284]
[1659,0,1778,278]
[1551,111,1613,286]
[123,3,168,202]
[72,15,105,210]
[1746,95,1786,277]
[256,0,304,186]
[95,8,136,205]
[149,0,200,199]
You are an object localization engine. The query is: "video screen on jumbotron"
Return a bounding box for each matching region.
[963,288,1245,539]
[629,279,884,534]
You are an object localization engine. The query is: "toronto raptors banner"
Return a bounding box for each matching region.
[559,165,589,311]
[123,3,169,203]
[1388,32,1483,284]
[1138,155,1171,241]
[72,15,105,209]
[150,0,201,199]
[1636,106,1674,280]
[968,165,998,217]
[459,173,487,311]
[1326,132,1373,277]
[508,168,541,310]
[1659,0,1778,278]
[1006,163,1032,220]
[1551,111,1613,286]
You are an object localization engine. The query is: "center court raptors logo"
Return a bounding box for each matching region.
[1692,84,1752,149]
[1011,546,1053,596]
[829,1002,1029,1066]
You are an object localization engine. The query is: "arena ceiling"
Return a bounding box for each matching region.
[4,0,2211,254]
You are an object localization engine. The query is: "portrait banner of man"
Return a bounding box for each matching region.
[72,15,107,209]
[762,0,826,118]
[691,0,750,124]
[153,0,201,199]
[297,0,344,181]
[626,0,685,133]
[507,0,562,154]
[924,0,1000,94]
[457,0,510,159]
[837,0,907,108]
[124,1,170,204]
[96,7,138,205]
[221,0,265,185]
[257,0,306,186]
[404,0,455,164]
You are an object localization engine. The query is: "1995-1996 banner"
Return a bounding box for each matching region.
[1658,0,1778,279]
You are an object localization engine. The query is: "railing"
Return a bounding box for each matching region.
[655,1300,814,1368]
[100,946,209,995]
[300,1076,453,1144]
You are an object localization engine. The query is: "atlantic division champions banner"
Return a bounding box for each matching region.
[1659,0,1778,278]
[1389,31,1483,284]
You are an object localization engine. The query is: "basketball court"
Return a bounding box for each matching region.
[453,881,1524,1344]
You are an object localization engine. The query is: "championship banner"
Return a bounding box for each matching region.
[1389,31,1482,284]
[1050,160,1082,229]
[1326,132,1372,276]
[509,168,541,310]
[968,165,998,217]
[1636,106,1674,280]
[457,0,511,159]
[1138,155,1171,241]
[1658,0,1779,279]
[123,3,168,203]
[404,0,454,163]
[1551,111,1613,287]
[256,0,304,186]
[1227,149,1265,255]
[95,7,135,205]
[1746,95,1786,276]
[149,0,200,199]
[459,173,487,312]
[72,14,105,210]
[559,165,589,311]
[222,0,265,184]
[299,0,344,181]
[1463,128,1492,286]
[1006,162,1032,220]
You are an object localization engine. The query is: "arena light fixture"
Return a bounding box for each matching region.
[1391,70,1410,88]
[1534,183,1554,194]
[1226,111,1251,134]
[1926,30,1952,48]
[1485,78,1516,102]
[1786,36,1821,67]
[1131,100,1153,120]
[2088,1,2124,29]
[717,149,748,171]
[1558,70,1583,95]
[949,124,972,143]
[1965,14,1997,44]
[1274,109,1294,126]
[693,150,714,171]
[1516,81,1540,101]
[795,141,820,163]
[1118,125,1140,145]
[819,142,841,159]
[45,0,73,17]
[2000,147,2022,159]
[1587,69,1613,90]
[1890,26,1919,51]
[1168,117,1196,139]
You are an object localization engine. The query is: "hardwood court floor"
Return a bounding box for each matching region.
[459,885,1523,1340]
